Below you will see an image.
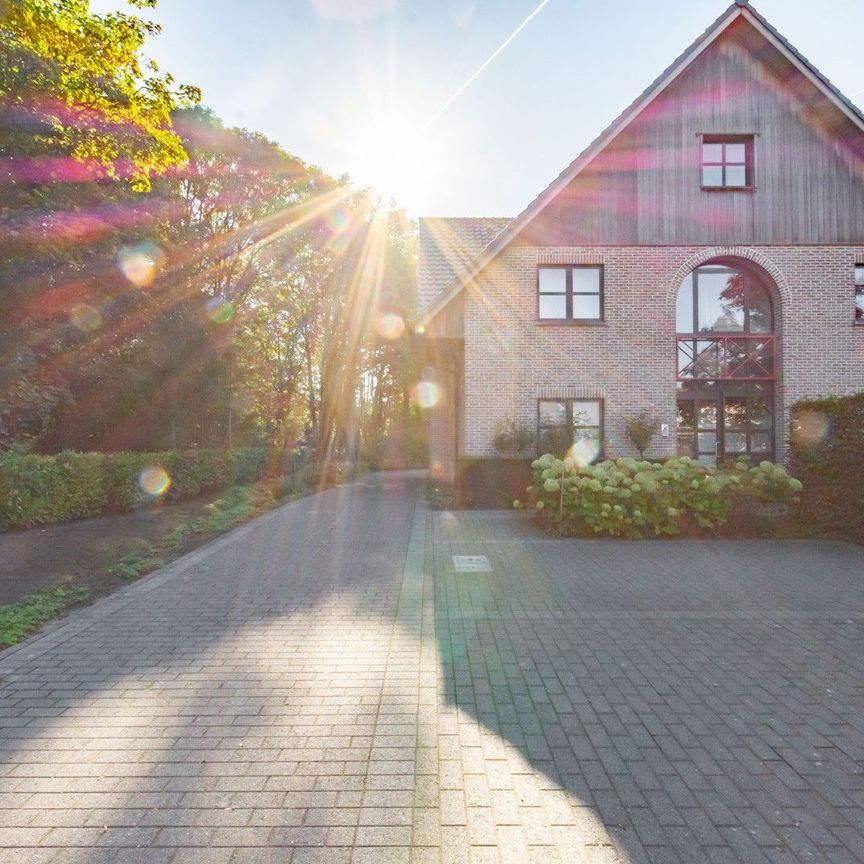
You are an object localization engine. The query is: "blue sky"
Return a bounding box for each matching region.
[92,0,864,217]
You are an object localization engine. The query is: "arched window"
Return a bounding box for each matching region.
[675,264,777,466]
[676,265,773,334]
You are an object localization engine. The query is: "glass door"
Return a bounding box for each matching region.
[677,383,774,466]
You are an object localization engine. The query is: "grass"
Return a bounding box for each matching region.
[106,539,166,580]
[0,585,90,648]
[193,485,274,535]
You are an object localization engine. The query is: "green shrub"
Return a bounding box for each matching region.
[232,447,267,484]
[195,485,276,535]
[492,417,536,455]
[528,454,802,539]
[790,393,864,543]
[160,449,235,500]
[106,539,165,580]
[624,412,661,458]
[102,451,154,511]
[0,451,106,527]
[0,447,266,528]
[0,585,90,647]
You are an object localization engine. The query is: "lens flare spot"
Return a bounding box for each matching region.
[410,380,441,409]
[327,207,350,234]
[138,465,171,497]
[206,296,235,324]
[415,325,426,335]
[376,313,405,340]
[792,410,830,447]
[69,303,102,332]
[117,241,165,288]
[566,437,601,469]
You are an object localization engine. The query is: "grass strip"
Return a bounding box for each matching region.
[0,585,90,648]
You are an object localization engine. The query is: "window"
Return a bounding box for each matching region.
[701,135,754,189]
[676,266,773,335]
[537,398,603,462]
[676,267,775,381]
[538,266,603,322]
[856,265,864,323]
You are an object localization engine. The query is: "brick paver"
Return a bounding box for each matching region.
[2,473,864,863]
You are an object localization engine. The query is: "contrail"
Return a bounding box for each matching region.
[426,0,551,127]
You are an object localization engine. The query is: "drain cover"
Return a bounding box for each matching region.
[452,555,492,573]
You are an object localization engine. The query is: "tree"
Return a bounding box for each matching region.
[0,0,199,192]
[625,412,661,459]
[0,0,199,449]
[0,3,424,464]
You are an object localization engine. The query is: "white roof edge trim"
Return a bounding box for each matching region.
[417,3,864,328]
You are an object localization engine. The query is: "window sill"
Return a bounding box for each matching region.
[537,319,606,327]
[701,185,757,193]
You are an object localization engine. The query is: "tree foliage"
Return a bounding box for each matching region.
[0,2,422,468]
[0,0,199,191]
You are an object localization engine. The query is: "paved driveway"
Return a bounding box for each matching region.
[2,472,864,863]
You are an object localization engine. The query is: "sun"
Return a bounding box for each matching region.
[349,118,435,213]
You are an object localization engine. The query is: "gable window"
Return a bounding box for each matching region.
[537,398,603,462]
[856,265,864,323]
[701,135,754,189]
[538,266,603,322]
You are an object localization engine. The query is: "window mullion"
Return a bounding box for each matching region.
[692,270,699,333]
[566,269,573,320]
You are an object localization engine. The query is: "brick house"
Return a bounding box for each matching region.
[416,0,864,484]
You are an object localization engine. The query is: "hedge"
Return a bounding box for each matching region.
[789,393,864,543]
[459,458,534,509]
[0,447,266,529]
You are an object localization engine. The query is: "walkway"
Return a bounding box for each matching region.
[1,472,864,863]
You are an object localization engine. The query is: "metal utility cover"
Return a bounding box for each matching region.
[452,555,492,573]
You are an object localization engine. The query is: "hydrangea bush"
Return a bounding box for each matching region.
[517,455,802,539]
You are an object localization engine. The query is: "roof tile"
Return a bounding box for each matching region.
[418,217,511,310]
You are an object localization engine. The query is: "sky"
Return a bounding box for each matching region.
[90,0,864,218]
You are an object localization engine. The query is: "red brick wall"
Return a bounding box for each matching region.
[460,244,864,464]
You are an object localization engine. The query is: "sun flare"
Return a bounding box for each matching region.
[349,118,435,213]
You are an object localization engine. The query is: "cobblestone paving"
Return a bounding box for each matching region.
[2,473,864,863]
[432,510,864,864]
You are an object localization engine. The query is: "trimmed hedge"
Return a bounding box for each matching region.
[790,393,864,543]
[0,448,266,529]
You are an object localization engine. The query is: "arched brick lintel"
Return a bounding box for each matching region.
[666,247,791,309]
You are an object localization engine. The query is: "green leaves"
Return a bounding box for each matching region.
[0,447,266,527]
[0,585,89,648]
[0,0,199,190]
[789,393,863,543]
[530,455,802,539]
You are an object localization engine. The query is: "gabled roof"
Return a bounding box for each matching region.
[417,217,511,310]
[417,0,864,327]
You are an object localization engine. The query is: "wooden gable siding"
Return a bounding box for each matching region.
[521,17,864,247]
